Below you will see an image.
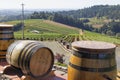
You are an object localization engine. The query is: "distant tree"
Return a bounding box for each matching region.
[30,11,39,19]
[99,21,120,35]
[13,23,22,31]
[116,33,120,37]
[29,5,120,34]
[52,13,93,31]
[30,11,53,19]
[109,21,120,33]
[99,24,109,34]
[81,19,90,23]
[106,30,115,36]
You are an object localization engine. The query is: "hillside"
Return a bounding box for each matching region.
[3,19,120,45]
[30,5,120,36]
[6,19,79,34]
[59,5,120,19]
[0,5,120,36]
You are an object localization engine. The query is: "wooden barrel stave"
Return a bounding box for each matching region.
[0,25,14,58]
[0,28,13,33]
[0,40,14,50]
[68,65,116,80]
[69,54,116,68]
[68,41,117,80]
[0,33,13,39]
[19,42,42,74]
[0,50,6,58]
[7,41,36,67]
[6,40,54,78]
[6,40,20,64]
[29,47,53,77]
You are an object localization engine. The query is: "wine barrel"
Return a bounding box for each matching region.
[0,24,14,58]
[68,41,117,80]
[6,40,54,78]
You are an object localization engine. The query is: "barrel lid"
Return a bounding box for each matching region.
[0,24,13,27]
[72,41,116,50]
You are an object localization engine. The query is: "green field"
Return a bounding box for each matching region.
[4,19,120,45]
[6,19,78,34]
[81,17,111,28]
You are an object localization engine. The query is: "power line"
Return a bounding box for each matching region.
[21,3,24,39]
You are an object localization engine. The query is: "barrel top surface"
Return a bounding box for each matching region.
[30,47,53,77]
[0,24,13,27]
[72,41,116,50]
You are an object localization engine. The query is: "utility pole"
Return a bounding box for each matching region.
[21,3,24,39]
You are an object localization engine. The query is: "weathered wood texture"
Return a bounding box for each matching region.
[0,25,14,58]
[68,41,117,80]
[6,40,54,78]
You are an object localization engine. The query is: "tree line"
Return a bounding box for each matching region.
[98,21,120,37]
[30,9,120,37]
[58,5,120,19]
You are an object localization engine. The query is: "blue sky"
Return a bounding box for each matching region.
[0,0,120,9]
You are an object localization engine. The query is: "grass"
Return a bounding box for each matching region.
[84,31,120,44]
[83,17,111,28]
[6,19,79,34]
[3,19,120,45]
[63,31,120,44]
[55,62,67,67]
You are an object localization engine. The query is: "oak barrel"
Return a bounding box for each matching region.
[6,40,54,78]
[68,41,117,80]
[0,24,14,58]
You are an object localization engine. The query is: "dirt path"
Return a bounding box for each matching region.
[42,41,71,64]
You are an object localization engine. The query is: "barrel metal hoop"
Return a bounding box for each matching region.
[73,51,115,59]
[0,32,13,34]
[69,62,116,72]
[18,42,35,68]
[0,50,7,58]
[0,55,6,58]
[21,43,40,72]
[0,38,14,40]
[0,55,6,56]
[0,27,13,29]
[0,50,7,52]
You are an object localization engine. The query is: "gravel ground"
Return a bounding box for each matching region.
[42,41,71,64]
